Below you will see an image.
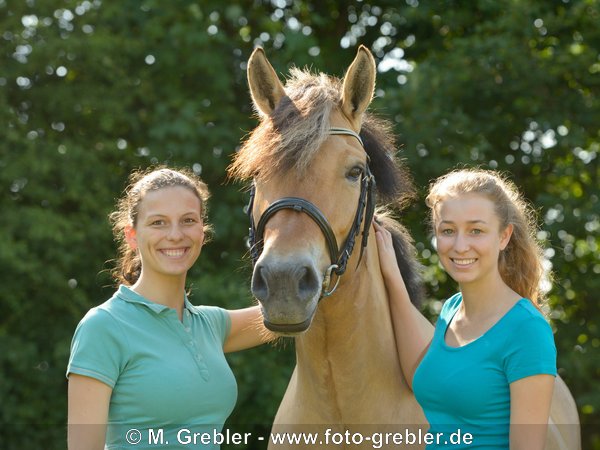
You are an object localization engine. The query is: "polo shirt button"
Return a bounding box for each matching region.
[185,327,191,332]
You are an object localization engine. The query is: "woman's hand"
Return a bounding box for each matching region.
[374,220,403,283]
[374,220,434,389]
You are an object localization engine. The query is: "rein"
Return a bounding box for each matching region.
[246,127,376,297]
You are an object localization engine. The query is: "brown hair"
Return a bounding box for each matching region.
[425,168,549,309]
[227,67,414,207]
[109,166,210,286]
[228,68,340,182]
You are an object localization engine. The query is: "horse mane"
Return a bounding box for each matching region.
[229,65,423,305]
[228,67,415,208]
[229,67,337,182]
[360,115,415,208]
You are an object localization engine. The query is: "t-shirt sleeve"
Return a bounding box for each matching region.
[504,314,557,383]
[66,308,128,388]
[198,306,232,346]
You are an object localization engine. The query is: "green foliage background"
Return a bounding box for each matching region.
[1,0,598,448]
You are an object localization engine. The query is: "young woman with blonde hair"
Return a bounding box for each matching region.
[375,168,556,449]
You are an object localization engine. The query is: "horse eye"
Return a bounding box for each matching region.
[347,166,363,180]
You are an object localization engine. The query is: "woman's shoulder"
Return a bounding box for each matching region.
[189,303,226,316]
[507,299,551,329]
[188,304,230,327]
[187,304,231,343]
[502,300,557,381]
[514,297,546,316]
[76,291,133,331]
[499,299,555,354]
[439,292,463,319]
[431,293,462,333]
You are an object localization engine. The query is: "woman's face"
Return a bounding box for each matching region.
[433,193,512,288]
[126,186,205,280]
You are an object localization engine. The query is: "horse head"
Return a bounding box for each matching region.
[229,46,418,335]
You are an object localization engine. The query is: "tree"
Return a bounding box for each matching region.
[1,1,598,448]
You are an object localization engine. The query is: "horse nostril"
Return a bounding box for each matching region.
[297,265,320,301]
[252,265,269,302]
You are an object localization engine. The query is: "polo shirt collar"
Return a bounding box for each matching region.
[183,296,199,315]
[116,285,199,315]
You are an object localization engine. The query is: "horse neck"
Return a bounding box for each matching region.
[293,236,402,397]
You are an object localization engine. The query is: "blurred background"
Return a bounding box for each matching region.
[1,0,598,448]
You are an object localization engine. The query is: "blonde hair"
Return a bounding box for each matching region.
[425,169,549,309]
[109,167,210,286]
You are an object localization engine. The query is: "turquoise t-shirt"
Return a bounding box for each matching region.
[412,293,556,449]
[67,285,237,449]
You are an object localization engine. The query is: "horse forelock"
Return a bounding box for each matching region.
[229,68,416,210]
[230,68,340,181]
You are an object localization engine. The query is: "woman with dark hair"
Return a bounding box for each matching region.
[67,167,273,450]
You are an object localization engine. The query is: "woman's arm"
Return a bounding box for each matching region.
[374,221,434,389]
[509,374,555,450]
[223,305,277,353]
[67,374,112,450]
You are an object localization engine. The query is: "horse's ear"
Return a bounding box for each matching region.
[341,45,376,130]
[247,47,286,116]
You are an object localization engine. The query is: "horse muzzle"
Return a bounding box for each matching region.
[251,255,322,334]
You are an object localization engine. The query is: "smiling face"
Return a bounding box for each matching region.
[126,186,205,281]
[433,193,513,289]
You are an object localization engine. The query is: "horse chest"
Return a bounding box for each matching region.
[288,331,416,424]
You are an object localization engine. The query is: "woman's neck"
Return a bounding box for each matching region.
[458,275,520,318]
[130,272,187,318]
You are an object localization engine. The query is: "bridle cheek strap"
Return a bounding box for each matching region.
[246,127,375,297]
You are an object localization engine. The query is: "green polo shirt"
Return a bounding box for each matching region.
[67,285,237,449]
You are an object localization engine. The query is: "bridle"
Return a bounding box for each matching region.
[246,127,376,297]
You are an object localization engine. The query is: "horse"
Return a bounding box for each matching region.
[229,45,580,449]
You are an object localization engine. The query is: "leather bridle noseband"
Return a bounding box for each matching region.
[246,127,376,297]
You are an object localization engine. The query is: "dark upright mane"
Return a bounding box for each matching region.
[360,115,415,208]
